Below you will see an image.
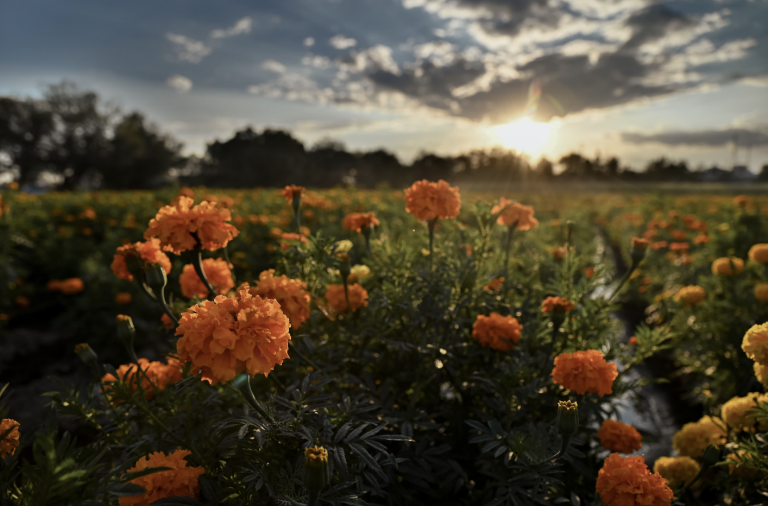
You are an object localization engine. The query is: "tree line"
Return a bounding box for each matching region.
[1,83,766,191]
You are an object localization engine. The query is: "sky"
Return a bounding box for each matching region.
[1,0,767,171]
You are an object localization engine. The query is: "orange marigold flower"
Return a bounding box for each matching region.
[742,322,768,364]
[711,256,744,276]
[651,241,667,250]
[111,239,172,282]
[585,267,595,279]
[693,233,709,244]
[282,185,305,203]
[628,336,638,346]
[653,456,700,489]
[279,232,310,250]
[669,242,689,251]
[552,349,618,397]
[670,230,687,241]
[733,195,749,207]
[161,313,175,330]
[0,419,20,459]
[324,284,369,313]
[472,312,523,351]
[342,212,380,232]
[116,292,132,304]
[672,416,726,458]
[549,246,568,259]
[541,296,575,313]
[674,285,705,307]
[596,453,673,506]
[178,187,195,198]
[179,258,234,299]
[245,270,311,330]
[492,198,539,230]
[144,196,239,254]
[176,285,291,385]
[597,419,642,454]
[484,277,504,292]
[748,244,768,264]
[404,179,461,221]
[643,229,657,239]
[120,449,205,506]
[721,392,768,431]
[47,278,85,295]
[14,295,30,308]
[101,358,183,402]
[631,237,649,250]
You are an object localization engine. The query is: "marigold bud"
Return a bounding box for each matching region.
[556,400,579,435]
[144,262,168,291]
[304,445,330,496]
[116,314,136,357]
[74,343,99,375]
[630,237,648,264]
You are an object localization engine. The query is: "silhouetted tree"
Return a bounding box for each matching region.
[0,96,54,186]
[102,112,185,189]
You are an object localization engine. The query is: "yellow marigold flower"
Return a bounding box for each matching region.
[324,284,368,313]
[120,449,205,506]
[596,454,673,506]
[179,258,234,299]
[754,362,768,388]
[491,198,539,230]
[244,270,311,330]
[176,286,291,385]
[653,456,700,489]
[748,244,768,264]
[472,312,523,351]
[597,419,642,454]
[742,322,768,364]
[552,350,618,397]
[674,285,705,307]
[404,179,461,221]
[711,257,744,276]
[348,264,371,283]
[721,392,768,431]
[672,416,726,458]
[0,419,20,459]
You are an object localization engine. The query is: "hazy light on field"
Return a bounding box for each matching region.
[494,118,558,157]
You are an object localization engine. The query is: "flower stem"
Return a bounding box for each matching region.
[193,248,217,300]
[155,284,179,325]
[608,258,638,303]
[343,276,350,313]
[240,375,275,423]
[504,223,517,274]
[428,218,438,272]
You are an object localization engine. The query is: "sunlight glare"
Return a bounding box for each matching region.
[494,117,556,157]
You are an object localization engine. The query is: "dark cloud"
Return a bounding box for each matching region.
[457,0,562,39]
[621,4,693,52]
[366,59,487,110]
[622,128,768,146]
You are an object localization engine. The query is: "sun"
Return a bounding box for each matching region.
[494,117,556,156]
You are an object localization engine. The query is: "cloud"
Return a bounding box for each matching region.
[304,37,315,47]
[210,17,253,39]
[248,71,335,104]
[330,35,357,50]
[166,33,211,63]
[622,128,768,147]
[262,59,287,73]
[166,75,193,92]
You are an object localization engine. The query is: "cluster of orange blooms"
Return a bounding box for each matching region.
[551,349,618,397]
[404,179,461,221]
[46,278,85,295]
[243,269,311,329]
[491,198,539,230]
[324,283,369,313]
[342,212,380,232]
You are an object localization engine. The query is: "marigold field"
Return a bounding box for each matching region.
[0,183,767,505]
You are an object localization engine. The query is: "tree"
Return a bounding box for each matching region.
[101,112,185,189]
[0,96,54,186]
